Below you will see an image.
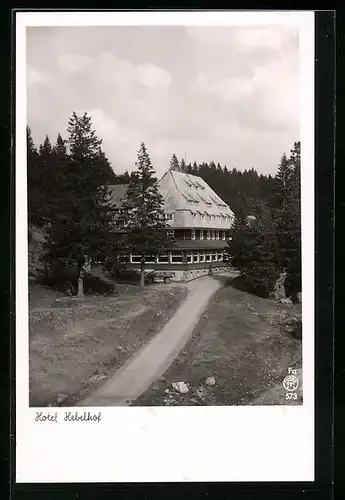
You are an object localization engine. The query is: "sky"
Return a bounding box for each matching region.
[26,24,299,177]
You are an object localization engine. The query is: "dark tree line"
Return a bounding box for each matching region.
[28,111,300,299]
[226,142,301,299]
[168,145,301,300]
[27,113,172,292]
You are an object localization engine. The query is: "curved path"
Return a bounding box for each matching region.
[78,275,223,407]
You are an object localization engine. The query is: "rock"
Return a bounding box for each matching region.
[172,381,189,394]
[270,272,287,301]
[165,388,170,394]
[56,394,66,404]
[205,376,216,386]
[280,298,293,305]
[297,292,302,303]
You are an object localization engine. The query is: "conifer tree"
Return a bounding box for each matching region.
[169,153,180,171]
[272,143,301,299]
[123,142,173,286]
[226,206,279,297]
[27,126,42,228]
[42,112,116,297]
[179,157,187,173]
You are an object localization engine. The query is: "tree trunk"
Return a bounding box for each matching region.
[140,257,145,287]
[78,268,84,300]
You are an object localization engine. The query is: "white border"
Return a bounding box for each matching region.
[16,11,315,483]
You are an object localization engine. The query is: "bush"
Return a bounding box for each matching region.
[112,266,140,283]
[231,273,278,299]
[37,269,114,295]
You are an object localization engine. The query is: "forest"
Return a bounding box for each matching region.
[27,111,301,299]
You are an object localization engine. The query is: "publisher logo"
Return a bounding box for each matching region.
[283,374,299,392]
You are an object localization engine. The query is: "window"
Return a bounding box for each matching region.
[201,214,206,222]
[200,230,204,240]
[199,253,206,263]
[198,193,212,205]
[118,219,125,228]
[193,252,199,263]
[165,213,173,221]
[212,253,217,262]
[211,230,215,240]
[187,253,193,264]
[208,215,212,222]
[206,253,211,262]
[215,230,219,240]
[207,230,211,240]
[158,254,169,263]
[131,255,141,264]
[191,230,196,240]
[218,253,223,261]
[222,231,226,240]
[171,251,183,263]
[145,255,156,264]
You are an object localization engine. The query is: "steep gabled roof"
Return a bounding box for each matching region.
[107,171,235,218]
[158,170,234,216]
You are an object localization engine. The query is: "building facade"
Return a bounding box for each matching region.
[108,170,235,281]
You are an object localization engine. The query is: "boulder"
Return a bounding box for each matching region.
[172,381,189,394]
[280,298,293,305]
[270,272,287,301]
[205,376,216,386]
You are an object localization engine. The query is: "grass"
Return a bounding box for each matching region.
[133,277,302,406]
[29,282,188,407]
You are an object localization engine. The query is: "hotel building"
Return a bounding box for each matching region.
[108,169,235,281]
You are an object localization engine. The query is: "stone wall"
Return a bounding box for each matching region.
[179,266,229,282]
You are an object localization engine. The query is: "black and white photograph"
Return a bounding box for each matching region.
[16,10,315,483]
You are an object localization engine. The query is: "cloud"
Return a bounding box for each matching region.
[137,63,171,90]
[27,65,49,86]
[27,25,300,176]
[58,53,93,73]
[192,25,299,132]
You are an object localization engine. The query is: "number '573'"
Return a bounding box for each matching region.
[286,392,297,400]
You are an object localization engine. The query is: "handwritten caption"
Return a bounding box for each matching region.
[35,411,102,423]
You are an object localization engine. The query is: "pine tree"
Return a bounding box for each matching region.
[180,157,187,173]
[95,147,117,184]
[272,153,294,210]
[123,142,173,286]
[285,142,301,299]
[271,142,301,300]
[27,126,42,228]
[169,153,180,171]
[42,112,116,297]
[36,135,54,225]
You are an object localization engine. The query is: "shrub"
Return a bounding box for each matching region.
[37,269,114,295]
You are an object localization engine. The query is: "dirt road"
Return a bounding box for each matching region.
[78,275,223,406]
